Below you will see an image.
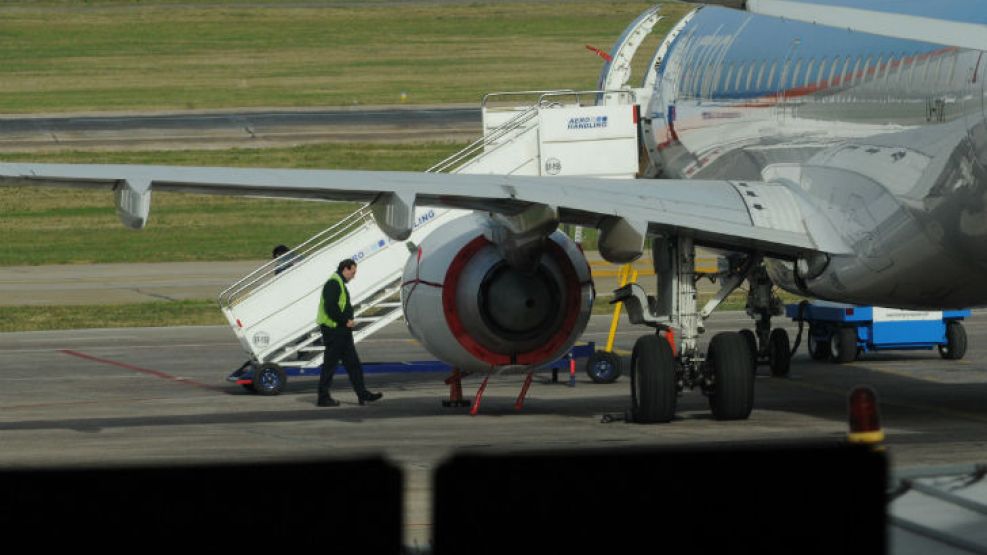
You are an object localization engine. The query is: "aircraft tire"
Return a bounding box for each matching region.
[585,351,622,384]
[768,328,791,377]
[254,363,287,395]
[939,321,967,360]
[831,327,858,363]
[807,327,830,361]
[739,329,758,369]
[707,332,755,420]
[630,334,676,423]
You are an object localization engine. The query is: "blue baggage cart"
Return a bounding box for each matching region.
[785,302,970,363]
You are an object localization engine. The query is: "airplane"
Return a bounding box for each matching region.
[1,0,985,423]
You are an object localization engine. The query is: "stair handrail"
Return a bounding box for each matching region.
[426,105,539,174]
[481,89,578,110]
[538,88,637,107]
[218,205,375,307]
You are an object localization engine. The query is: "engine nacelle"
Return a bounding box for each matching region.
[401,213,594,371]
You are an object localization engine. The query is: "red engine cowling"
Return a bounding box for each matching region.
[401,213,594,371]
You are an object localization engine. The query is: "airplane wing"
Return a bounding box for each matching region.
[0,162,850,261]
[746,0,987,52]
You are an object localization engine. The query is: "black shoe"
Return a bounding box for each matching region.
[317,398,340,407]
[358,392,383,405]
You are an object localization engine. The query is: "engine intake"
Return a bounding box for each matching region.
[401,213,594,370]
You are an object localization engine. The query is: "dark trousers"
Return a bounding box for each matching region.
[318,326,367,400]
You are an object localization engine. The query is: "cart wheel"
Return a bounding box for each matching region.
[807,327,830,361]
[254,363,287,395]
[768,328,791,377]
[939,321,967,360]
[585,351,622,384]
[739,329,758,369]
[830,327,858,363]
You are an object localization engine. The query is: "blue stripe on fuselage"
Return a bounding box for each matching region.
[660,6,948,102]
[787,0,987,25]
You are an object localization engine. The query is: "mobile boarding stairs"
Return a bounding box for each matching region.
[221,90,643,394]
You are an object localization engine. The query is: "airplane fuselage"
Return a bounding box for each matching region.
[646,6,987,308]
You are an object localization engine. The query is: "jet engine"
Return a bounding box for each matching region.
[401,213,594,371]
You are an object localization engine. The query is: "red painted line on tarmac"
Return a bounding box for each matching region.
[59,349,223,392]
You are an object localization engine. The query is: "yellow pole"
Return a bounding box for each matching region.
[605,265,638,352]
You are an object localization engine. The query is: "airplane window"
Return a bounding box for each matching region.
[862,56,873,83]
[908,53,929,85]
[702,62,714,96]
[710,61,724,97]
[946,52,958,84]
[890,53,904,84]
[815,58,827,89]
[836,56,850,88]
[778,59,790,92]
[746,61,757,92]
[803,58,814,88]
[755,59,767,92]
[766,60,778,92]
[828,56,841,88]
[696,57,710,95]
[932,55,945,84]
[919,53,932,84]
[849,55,863,86]
[789,58,802,90]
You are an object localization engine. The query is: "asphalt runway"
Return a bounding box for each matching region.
[2,311,986,547]
[0,105,481,150]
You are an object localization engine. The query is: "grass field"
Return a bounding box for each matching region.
[0,142,464,265]
[0,1,690,114]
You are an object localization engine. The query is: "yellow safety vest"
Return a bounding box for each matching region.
[317,272,348,328]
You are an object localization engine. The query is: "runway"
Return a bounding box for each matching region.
[0,105,481,150]
[2,311,986,547]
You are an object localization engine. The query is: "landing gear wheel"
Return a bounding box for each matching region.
[739,329,758,370]
[630,334,677,423]
[707,332,755,420]
[807,327,830,361]
[939,321,967,360]
[585,351,622,384]
[768,328,791,377]
[254,363,287,395]
[831,327,858,363]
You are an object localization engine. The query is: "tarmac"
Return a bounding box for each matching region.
[3,310,987,549]
[0,104,481,151]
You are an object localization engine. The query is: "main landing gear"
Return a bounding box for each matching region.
[614,236,790,423]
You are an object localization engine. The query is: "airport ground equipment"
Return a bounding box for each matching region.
[231,342,595,396]
[221,4,659,396]
[221,85,642,394]
[585,263,638,384]
[785,302,971,363]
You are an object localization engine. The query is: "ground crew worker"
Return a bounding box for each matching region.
[316,258,383,407]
